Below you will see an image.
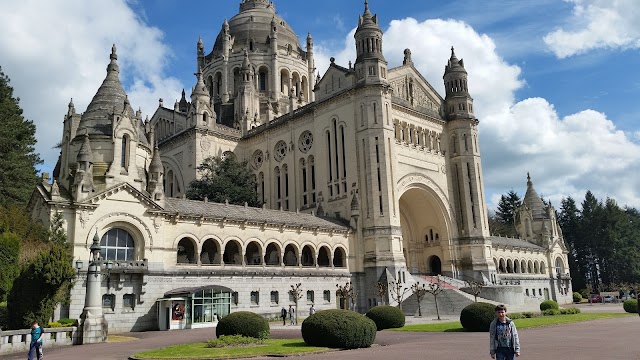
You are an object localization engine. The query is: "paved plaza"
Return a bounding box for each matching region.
[4,310,638,360]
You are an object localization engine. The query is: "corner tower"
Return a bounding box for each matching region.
[444,47,489,239]
[353,0,388,85]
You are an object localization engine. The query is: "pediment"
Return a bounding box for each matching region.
[315,64,355,102]
[78,182,164,211]
[388,65,443,112]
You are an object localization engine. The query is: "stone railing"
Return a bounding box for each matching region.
[0,326,79,354]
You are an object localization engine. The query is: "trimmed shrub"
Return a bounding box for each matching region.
[460,302,495,332]
[539,300,559,311]
[623,299,638,313]
[365,305,405,330]
[57,318,77,326]
[206,335,264,348]
[572,292,582,303]
[542,309,560,316]
[216,311,270,340]
[520,312,536,318]
[302,309,377,349]
[508,312,523,320]
[559,307,581,315]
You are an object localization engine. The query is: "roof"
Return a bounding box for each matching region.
[163,198,350,231]
[490,236,544,250]
[164,285,234,297]
[523,173,548,219]
[76,45,148,147]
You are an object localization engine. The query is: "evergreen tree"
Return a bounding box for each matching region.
[0,67,42,206]
[187,156,260,207]
[559,197,585,291]
[0,232,21,302]
[579,191,603,288]
[493,190,521,237]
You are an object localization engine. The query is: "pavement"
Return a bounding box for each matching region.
[3,311,639,360]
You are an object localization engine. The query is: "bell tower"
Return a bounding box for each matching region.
[444,47,489,239]
[353,1,388,85]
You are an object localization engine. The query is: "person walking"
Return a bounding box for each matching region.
[280,306,287,325]
[28,321,43,360]
[288,305,295,325]
[489,304,520,360]
[309,304,316,315]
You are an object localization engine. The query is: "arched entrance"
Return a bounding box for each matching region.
[398,184,451,275]
[429,255,442,275]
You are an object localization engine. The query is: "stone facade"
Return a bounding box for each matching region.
[29,0,572,333]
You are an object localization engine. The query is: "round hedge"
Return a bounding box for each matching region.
[460,302,495,332]
[365,305,405,330]
[623,299,638,313]
[302,309,377,349]
[572,292,582,303]
[216,311,270,339]
[539,300,559,311]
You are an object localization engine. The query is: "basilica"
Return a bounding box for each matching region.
[28,0,572,333]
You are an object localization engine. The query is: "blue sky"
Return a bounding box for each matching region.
[1,0,639,210]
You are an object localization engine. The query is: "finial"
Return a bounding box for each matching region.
[450,46,458,60]
[111,44,117,60]
[124,95,130,105]
[527,172,532,186]
[364,0,369,11]
[68,98,74,108]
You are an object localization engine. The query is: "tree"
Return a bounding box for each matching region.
[335,281,358,311]
[0,67,42,206]
[465,279,485,302]
[388,281,408,310]
[0,232,21,302]
[559,197,586,291]
[186,156,260,207]
[288,283,303,324]
[7,244,75,329]
[493,191,521,237]
[425,276,446,320]
[410,282,428,316]
[374,281,387,306]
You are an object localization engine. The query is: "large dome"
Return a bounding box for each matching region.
[208,0,303,59]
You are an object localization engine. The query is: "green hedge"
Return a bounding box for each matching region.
[216,311,270,340]
[542,309,560,316]
[302,309,377,349]
[365,305,405,330]
[559,307,581,315]
[623,299,638,313]
[572,292,582,303]
[539,300,559,311]
[460,302,495,332]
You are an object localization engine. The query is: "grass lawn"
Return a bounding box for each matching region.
[132,339,329,359]
[392,312,633,332]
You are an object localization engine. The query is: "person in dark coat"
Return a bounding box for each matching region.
[280,306,287,325]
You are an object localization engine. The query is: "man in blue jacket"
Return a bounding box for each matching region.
[489,304,520,360]
[28,321,43,360]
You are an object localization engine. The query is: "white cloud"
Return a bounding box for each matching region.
[316,16,640,208]
[0,0,184,170]
[543,0,640,58]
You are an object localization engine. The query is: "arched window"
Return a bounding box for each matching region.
[259,71,267,91]
[100,228,135,261]
[555,258,564,276]
[121,135,129,169]
[177,238,196,264]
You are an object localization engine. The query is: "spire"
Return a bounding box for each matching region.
[191,65,210,98]
[149,145,162,173]
[77,134,93,163]
[197,36,204,52]
[77,45,147,146]
[242,49,251,70]
[107,44,119,73]
[364,0,370,15]
[523,173,547,219]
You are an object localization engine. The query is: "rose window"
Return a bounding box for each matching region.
[274,141,287,162]
[298,131,313,153]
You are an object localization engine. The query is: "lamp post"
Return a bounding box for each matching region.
[78,231,108,344]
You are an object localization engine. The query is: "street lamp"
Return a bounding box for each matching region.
[79,231,108,344]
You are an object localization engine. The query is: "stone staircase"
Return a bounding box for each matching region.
[400,275,498,317]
